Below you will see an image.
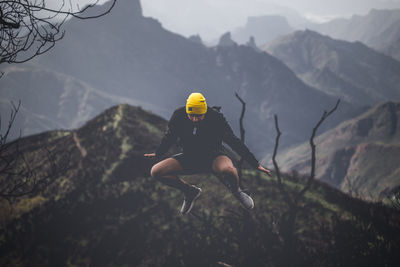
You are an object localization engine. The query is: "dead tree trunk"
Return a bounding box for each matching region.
[235,92,246,188]
[272,99,340,266]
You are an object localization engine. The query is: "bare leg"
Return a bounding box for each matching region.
[212,155,240,192]
[151,157,202,214]
[150,158,192,193]
[212,155,254,209]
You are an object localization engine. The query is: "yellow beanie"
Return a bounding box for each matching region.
[186,92,207,114]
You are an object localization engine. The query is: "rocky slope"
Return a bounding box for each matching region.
[373,19,400,61]
[269,101,400,199]
[310,9,400,61]
[264,30,400,107]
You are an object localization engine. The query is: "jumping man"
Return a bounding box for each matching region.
[144,92,271,215]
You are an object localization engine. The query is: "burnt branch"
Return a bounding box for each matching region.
[0,0,116,64]
[0,101,70,202]
[273,100,340,206]
[38,0,116,20]
[235,92,246,186]
[0,100,20,147]
[235,92,246,142]
[235,93,246,182]
[272,100,340,250]
[272,114,294,207]
[295,99,340,202]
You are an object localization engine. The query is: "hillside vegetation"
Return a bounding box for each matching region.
[1,104,399,266]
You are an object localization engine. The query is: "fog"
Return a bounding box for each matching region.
[141,0,400,41]
[49,0,400,42]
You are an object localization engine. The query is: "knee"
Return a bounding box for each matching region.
[216,166,237,177]
[150,165,162,179]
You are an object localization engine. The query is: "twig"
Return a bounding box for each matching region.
[295,99,340,202]
[235,93,246,185]
[0,0,117,64]
[272,115,294,206]
[235,92,246,142]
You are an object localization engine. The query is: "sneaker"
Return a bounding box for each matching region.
[233,189,254,210]
[180,186,202,215]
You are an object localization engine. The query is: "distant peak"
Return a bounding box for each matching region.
[218,32,236,47]
[188,34,203,45]
[246,36,261,52]
[109,0,143,18]
[302,29,321,36]
[290,29,329,41]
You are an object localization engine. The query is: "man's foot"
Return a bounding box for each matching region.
[181,185,202,215]
[233,189,254,210]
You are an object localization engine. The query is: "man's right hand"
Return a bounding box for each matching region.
[257,164,272,176]
[144,153,156,158]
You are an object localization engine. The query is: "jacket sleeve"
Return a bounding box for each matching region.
[155,110,179,157]
[220,114,259,168]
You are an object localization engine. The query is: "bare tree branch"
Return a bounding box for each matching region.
[272,114,294,207]
[295,99,340,202]
[0,0,116,65]
[0,101,70,202]
[272,100,340,206]
[271,99,340,254]
[235,92,246,183]
[235,92,246,142]
[0,100,20,146]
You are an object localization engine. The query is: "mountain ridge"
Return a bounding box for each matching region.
[264,29,400,106]
[270,101,400,199]
[310,9,400,60]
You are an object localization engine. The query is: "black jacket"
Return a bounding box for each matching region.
[156,106,259,168]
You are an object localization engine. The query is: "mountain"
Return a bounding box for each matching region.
[310,9,400,61]
[269,101,400,200]
[232,15,294,46]
[264,30,400,107]
[0,104,165,220]
[373,19,400,61]
[1,104,399,266]
[1,0,363,158]
[0,64,166,139]
[218,32,236,47]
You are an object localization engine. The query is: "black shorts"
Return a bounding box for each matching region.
[172,152,228,174]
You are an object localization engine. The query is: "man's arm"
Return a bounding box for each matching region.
[220,114,259,168]
[154,110,180,157]
[220,114,271,175]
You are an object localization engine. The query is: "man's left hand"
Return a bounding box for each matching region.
[257,164,271,176]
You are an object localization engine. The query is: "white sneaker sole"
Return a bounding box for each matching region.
[235,191,254,210]
[181,188,202,215]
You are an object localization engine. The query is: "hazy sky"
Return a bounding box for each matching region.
[141,0,400,41]
[52,0,400,41]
